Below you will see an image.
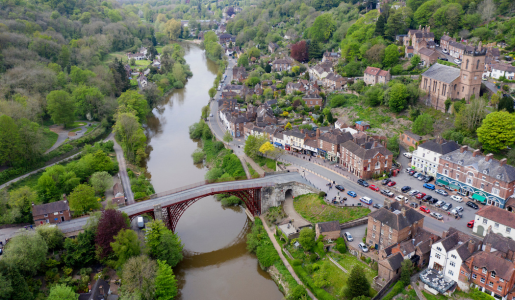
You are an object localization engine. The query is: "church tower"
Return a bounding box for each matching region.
[459,42,486,102]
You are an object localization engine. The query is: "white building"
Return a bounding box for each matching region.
[428,228,480,284]
[272,132,285,149]
[411,138,460,176]
[473,205,515,238]
[491,63,515,80]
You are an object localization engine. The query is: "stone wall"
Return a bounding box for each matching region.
[260,181,320,213]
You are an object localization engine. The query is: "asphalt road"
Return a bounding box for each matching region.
[105,133,134,205]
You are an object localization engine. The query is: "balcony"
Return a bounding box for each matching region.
[419,268,456,294]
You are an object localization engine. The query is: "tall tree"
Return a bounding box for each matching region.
[374,13,386,37]
[117,90,149,122]
[400,259,414,285]
[145,220,184,267]
[0,261,32,300]
[310,13,336,43]
[111,229,142,269]
[69,184,100,214]
[383,44,399,68]
[114,112,147,163]
[477,111,515,153]
[89,171,114,194]
[0,115,21,166]
[411,113,434,135]
[155,260,178,300]
[498,95,515,113]
[110,58,130,97]
[344,265,371,299]
[3,231,48,275]
[120,255,157,300]
[291,40,309,62]
[454,97,487,133]
[46,90,75,127]
[298,228,316,251]
[165,19,182,40]
[388,83,408,112]
[36,224,64,251]
[95,209,130,259]
[47,284,79,300]
[63,229,96,268]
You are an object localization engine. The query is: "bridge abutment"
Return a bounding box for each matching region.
[260,181,320,214]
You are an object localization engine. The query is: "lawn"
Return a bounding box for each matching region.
[133,59,151,67]
[254,156,276,171]
[67,121,87,129]
[293,194,370,223]
[330,253,378,288]
[85,124,98,134]
[247,163,260,178]
[70,128,82,132]
[41,128,58,152]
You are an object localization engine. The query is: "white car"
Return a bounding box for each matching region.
[395,195,408,203]
[451,195,463,202]
[430,212,443,220]
[454,59,461,64]
[442,49,449,54]
[403,152,412,158]
[408,190,420,196]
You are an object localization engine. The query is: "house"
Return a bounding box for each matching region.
[419,44,485,111]
[138,75,148,88]
[363,66,391,86]
[310,62,333,80]
[436,146,515,208]
[378,252,405,282]
[318,130,353,162]
[226,113,249,138]
[302,93,323,108]
[32,200,71,225]
[285,82,307,94]
[427,227,482,284]
[272,131,285,149]
[78,279,111,300]
[366,199,425,250]
[110,182,125,207]
[268,42,279,53]
[474,206,515,238]
[440,34,455,52]
[379,228,440,268]
[322,50,340,63]
[303,139,319,157]
[447,41,475,60]
[127,52,145,60]
[400,131,423,150]
[403,26,435,54]
[219,33,233,45]
[355,121,370,132]
[491,63,515,80]
[419,47,440,67]
[340,138,393,179]
[411,137,460,176]
[232,67,248,82]
[323,73,347,90]
[405,46,414,58]
[283,129,308,153]
[315,221,340,241]
[271,58,292,72]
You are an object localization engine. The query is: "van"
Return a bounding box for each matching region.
[423,183,435,190]
[137,216,144,228]
[360,196,372,205]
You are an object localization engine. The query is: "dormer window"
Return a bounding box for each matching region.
[496,174,502,179]
[491,271,496,278]
[437,247,442,252]
[482,267,487,274]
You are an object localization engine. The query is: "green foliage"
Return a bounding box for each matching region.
[3,231,48,276]
[400,259,414,285]
[117,90,149,122]
[111,229,141,269]
[383,44,399,68]
[36,224,64,251]
[310,13,336,43]
[411,114,433,136]
[89,171,113,194]
[477,111,515,153]
[336,237,347,253]
[63,229,96,268]
[155,260,178,300]
[298,228,316,251]
[144,220,184,268]
[244,135,269,160]
[388,83,408,112]
[46,90,75,127]
[69,184,100,214]
[498,95,515,113]
[382,281,405,300]
[344,265,371,299]
[47,284,78,300]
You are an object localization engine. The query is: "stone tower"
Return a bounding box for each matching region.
[459,42,486,102]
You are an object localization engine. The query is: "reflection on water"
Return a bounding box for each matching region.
[143,42,283,300]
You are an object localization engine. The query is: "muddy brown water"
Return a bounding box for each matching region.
[144,42,284,300]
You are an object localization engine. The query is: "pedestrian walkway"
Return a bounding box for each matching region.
[259,215,317,300]
[283,195,311,228]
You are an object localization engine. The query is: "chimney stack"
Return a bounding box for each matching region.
[500,158,507,166]
[301,129,304,134]
[384,198,391,209]
[401,207,406,217]
[412,221,419,237]
[472,149,481,157]
[442,230,449,238]
[468,240,476,254]
[485,153,494,162]
[460,145,468,153]
[485,243,492,253]
[316,128,320,138]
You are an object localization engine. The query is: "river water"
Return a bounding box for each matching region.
[144,42,284,300]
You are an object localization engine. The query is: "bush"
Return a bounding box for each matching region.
[382,281,405,300]
[292,259,302,266]
[318,191,326,198]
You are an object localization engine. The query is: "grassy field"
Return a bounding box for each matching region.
[67,121,87,129]
[41,128,58,153]
[85,124,98,134]
[254,156,276,171]
[134,59,151,66]
[246,163,260,178]
[293,193,370,223]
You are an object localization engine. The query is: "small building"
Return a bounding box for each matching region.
[400,131,423,150]
[278,222,300,241]
[271,59,292,72]
[315,221,340,241]
[419,47,440,67]
[355,121,370,132]
[32,200,71,225]
[491,63,515,80]
[78,279,111,300]
[474,206,515,238]
[302,93,323,108]
[363,66,391,86]
[268,42,279,53]
[378,252,404,282]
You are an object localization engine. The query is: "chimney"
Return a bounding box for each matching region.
[500,158,507,166]
[99,285,104,296]
[316,128,320,138]
[301,129,304,134]
[460,145,468,153]
[485,243,492,253]
[412,221,419,237]
[472,149,481,157]
[430,237,434,247]
[442,230,449,239]
[468,240,476,254]
[401,207,406,217]
[485,153,493,162]
[384,198,391,209]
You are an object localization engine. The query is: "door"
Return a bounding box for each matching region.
[61,216,65,222]
[477,225,484,236]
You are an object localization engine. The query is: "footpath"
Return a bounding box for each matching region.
[259,215,317,300]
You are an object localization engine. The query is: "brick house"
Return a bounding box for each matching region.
[322,50,341,63]
[419,47,440,67]
[378,252,404,282]
[340,138,393,179]
[440,34,455,52]
[436,146,515,208]
[355,121,370,131]
[363,66,391,86]
[403,26,435,54]
[302,93,323,108]
[400,131,423,150]
[379,228,440,268]
[227,113,249,138]
[32,200,71,225]
[315,221,340,241]
[366,199,425,250]
[232,67,248,82]
[271,58,291,72]
[318,130,353,162]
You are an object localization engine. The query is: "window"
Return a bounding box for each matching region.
[437,247,442,251]
[477,59,480,70]
[389,234,392,239]
[483,218,487,224]
[44,214,48,217]
[500,278,504,282]
[445,163,449,167]
[444,170,449,175]
[482,267,487,274]
[372,233,376,238]
[434,157,436,162]
[481,183,484,190]
[461,270,465,274]
[480,277,486,283]
[472,274,477,279]
[507,227,511,234]
[456,174,460,180]
[498,286,502,292]
[489,282,494,287]
[448,270,454,276]
[474,266,479,271]
[457,167,461,171]
[492,188,500,196]
[450,261,456,267]
[495,223,499,228]
[467,178,473,184]
[466,59,469,69]
[491,271,496,278]
[373,225,376,231]
[389,227,392,233]
[435,254,441,259]
[451,254,457,259]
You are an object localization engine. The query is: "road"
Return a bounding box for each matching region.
[105,133,134,205]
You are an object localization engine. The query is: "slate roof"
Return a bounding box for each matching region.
[421,63,461,84]
[441,35,453,42]
[319,131,353,145]
[403,130,422,140]
[32,200,69,216]
[303,93,322,100]
[364,66,381,76]
[386,252,404,270]
[468,251,515,280]
[78,279,110,300]
[441,148,515,183]
[284,129,305,139]
[492,63,515,73]
[273,59,291,64]
[368,201,425,231]
[477,206,515,228]
[437,228,479,260]
[273,131,284,140]
[419,47,436,57]
[305,139,318,148]
[414,31,434,39]
[483,232,515,254]
[340,140,393,160]
[418,138,460,155]
[317,221,340,232]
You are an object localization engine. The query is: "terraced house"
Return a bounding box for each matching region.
[339,138,392,179]
[411,137,460,176]
[436,146,515,208]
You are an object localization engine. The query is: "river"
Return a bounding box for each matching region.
[144,42,284,300]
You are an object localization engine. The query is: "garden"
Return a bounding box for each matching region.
[293,193,370,224]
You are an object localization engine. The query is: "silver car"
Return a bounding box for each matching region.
[358,243,369,252]
[430,212,443,220]
[344,232,353,242]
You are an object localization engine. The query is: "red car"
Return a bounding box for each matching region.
[415,192,426,199]
[369,185,379,192]
[420,206,430,213]
[387,181,396,187]
[467,220,475,228]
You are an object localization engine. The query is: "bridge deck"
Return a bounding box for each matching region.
[58,172,309,233]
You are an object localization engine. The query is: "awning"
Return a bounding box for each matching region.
[436,179,448,186]
[291,145,302,150]
[472,194,487,203]
[274,142,283,147]
[448,184,460,190]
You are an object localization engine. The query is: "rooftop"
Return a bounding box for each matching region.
[477,205,515,228]
[421,63,461,84]
[368,201,424,231]
[32,200,69,216]
[419,268,455,293]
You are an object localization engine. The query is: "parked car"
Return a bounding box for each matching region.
[401,186,411,193]
[435,200,445,207]
[347,191,357,197]
[373,203,383,209]
[466,201,479,209]
[344,232,353,242]
[416,192,426,199]
[442,203,453,211]
[369,185,379,192]
[403,152,413,158]
[382,178,391,185]
[380,190,394,197]
[443,49,449,54]
[387,181,396,187]
[430,212,443,220]
[423,183,436,190]
[436,189,448,196]
[358,243,369,252]
[418,175,426,181]
[395,195,407,202]
[454,59,461,64]
[408,190,420,196]
[439,57,448,61]
[424,176,435,183]
[467,220,475,228]
[335,185,345,191]
[420,206,430,213]
[413,173,421,178]
[422,195,433,202]
[429,198,439,205]
[451,195,463,202]
[357,179,369,187]
[455,206,464,212]
[408,170,416,176]
[410,202,419,208]
[360,197,373,205]
[451,209,463,217]
[457,191,468,197]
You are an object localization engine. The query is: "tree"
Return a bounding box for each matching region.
[36,224,64,251]
[498,95,515,113]
[364,44,386,64]
[111,229,142,269]
[117,90,149,122]
[89,172,113,195]
[165,19,182,40]
[308,41,323,60]
[47,284,79,300]
[365,86,383,106]
[410,55,421,69]
[285,122,292,130]
[155,260,178,300]
[145,220,183,267]
[0,115,21,166]
[478,0,496,26]
[477,111,515,153]
[345,265,371,299]
[311,13,336,43]
[388,83,408,112]
[114,112,147,163]
[69,184,100,214]
[141,83,163,110]
[208,87,217,99]
[0,261,32,300]
[201,105,211,120]
[400,259,414,285]
[411,114,433,135]
[298,228,315,251]
[383,44,399,68]
[223,130,233,143]
[491,91,502,108]
[244,135,269,159]
[238,54,249,67]
[3,231,47,275]
[291,40,309,62]
[46,90,75,127]
[95,209,129,259]
[120,255,157,300]
[454,97,487,133]
[387,135,400,157]
[63,229,96,268]
[375,13,386,37]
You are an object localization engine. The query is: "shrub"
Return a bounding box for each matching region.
[318,191,326,198]
[337,244,347,253]
[292,259,302,266]
[382,281,405,300]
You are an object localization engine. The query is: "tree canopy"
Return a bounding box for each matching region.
[477,111,515,153]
